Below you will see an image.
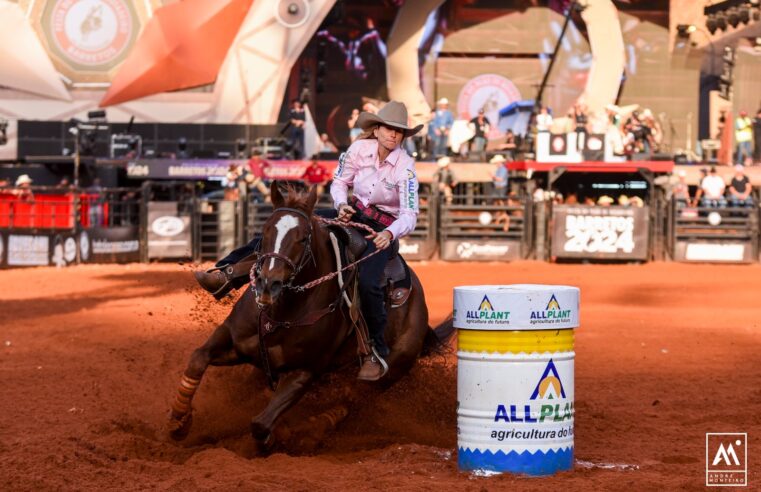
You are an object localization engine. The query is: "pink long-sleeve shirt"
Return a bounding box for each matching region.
[330,138,419,240]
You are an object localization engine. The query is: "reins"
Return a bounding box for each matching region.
[249,213,389,295]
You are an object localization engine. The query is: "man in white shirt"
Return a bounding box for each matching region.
[536,106,553,132]
[700,167,727,208]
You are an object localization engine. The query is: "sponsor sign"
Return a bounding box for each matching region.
[453,284,579,331]
[85,226,140,263]
[674,242,751,263]
[127,159,339,181]
[7,234,50,266]
[551,205,649,260]
[147,202,191,259]
[441,239,522,261]
[398,238,432,261]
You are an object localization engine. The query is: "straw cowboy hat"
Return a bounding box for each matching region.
[15,174,33,186]
[437,97,449,105]
[356,100,423,137]
[489,154,506,164]
[437,156,451,167]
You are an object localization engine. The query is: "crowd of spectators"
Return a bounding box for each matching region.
[675,165,754,209]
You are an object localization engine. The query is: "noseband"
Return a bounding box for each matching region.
[253,207,314,290]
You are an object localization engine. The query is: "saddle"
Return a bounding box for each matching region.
[327,224,412,308]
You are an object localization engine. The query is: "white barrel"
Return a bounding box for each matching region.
[455,284,580,475]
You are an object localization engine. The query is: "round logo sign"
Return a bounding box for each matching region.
[152,216,185,237]
[50,0,134,67]
[79,230,91,262]
[457,74,522,139]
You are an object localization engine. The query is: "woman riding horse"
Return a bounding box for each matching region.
[194,101,423,381]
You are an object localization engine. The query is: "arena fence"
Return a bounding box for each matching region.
[438,191,531,262]
[667,197,759,263]
[0,186,141,268]
[2,181,760,268]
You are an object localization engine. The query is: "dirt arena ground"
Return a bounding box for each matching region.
[1,261,760,491]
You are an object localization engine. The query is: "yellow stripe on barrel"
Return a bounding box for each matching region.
[458,328,574,353]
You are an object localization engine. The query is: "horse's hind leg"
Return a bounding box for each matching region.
[168,322,243,440]
[250,370,314,449]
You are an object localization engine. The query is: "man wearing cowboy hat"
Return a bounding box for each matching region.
[430,97,453,158]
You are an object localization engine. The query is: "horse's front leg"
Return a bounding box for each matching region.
[168,322,243,440]
[250,369,314,448]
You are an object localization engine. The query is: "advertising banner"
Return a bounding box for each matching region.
[674,241,753,263]
[441,239,522,261]
[81,227,141,264]
[1,230,83,268]
[398,238,434,261]
[147,202,191,259]
[551,205,649,260]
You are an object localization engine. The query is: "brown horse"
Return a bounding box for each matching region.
[168,183,453,447]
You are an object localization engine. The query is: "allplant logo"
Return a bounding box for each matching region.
[706,433,747,487]
[529,294,572,325]
[464,295,510,325]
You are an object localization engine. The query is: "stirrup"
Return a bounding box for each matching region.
[370,346,389,376]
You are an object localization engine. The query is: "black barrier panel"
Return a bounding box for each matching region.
[670,200,758,263]
[551,205,649,260]
[147,201,192,259]
[81,227,141,264]
[439,195,528,262]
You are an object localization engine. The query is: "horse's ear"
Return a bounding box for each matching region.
[305,185,318,213]
[270,181,285,208]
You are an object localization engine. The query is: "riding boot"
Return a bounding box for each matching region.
[356,241,392,380]
[194,252,259,300]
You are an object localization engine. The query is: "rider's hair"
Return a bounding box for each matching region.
[357,124,378,140]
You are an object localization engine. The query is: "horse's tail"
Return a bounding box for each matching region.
[421,315,455,356]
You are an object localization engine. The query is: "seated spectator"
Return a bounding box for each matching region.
[618,195,630,207]
[434,156,456,205]
[672,170,691,207]
[315,133,338,154]
[700,167,727,208]
[728,164,753,208]
[302,157,330,197]
[0,177,8,188]
[691,168,708,206]
[630,196,645,208]
[497,130,518,161]
[490,154,508,199]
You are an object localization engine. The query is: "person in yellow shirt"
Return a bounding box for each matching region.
[735,110,753,164]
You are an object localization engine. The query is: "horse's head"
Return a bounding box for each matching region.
[253,182,318,306]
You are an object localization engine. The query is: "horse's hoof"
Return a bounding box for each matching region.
[168,413,193,441]
[250,421,274,450]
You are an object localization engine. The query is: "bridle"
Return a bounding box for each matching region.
[252,207,315,292]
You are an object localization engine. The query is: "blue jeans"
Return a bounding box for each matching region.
[434,133,449,157]
[701,197,727,208]
[730,196,753,208]
[736,141,752,164]
[472,137,486,160]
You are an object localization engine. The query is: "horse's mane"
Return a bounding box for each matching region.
[281,183,315,215]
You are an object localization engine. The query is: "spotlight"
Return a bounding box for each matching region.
[716,12,727,31]
[706,15,718,34]
[727,7,740,28]
[287,3,298,15]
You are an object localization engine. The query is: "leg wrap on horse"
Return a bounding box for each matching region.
[171,375,200,417]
